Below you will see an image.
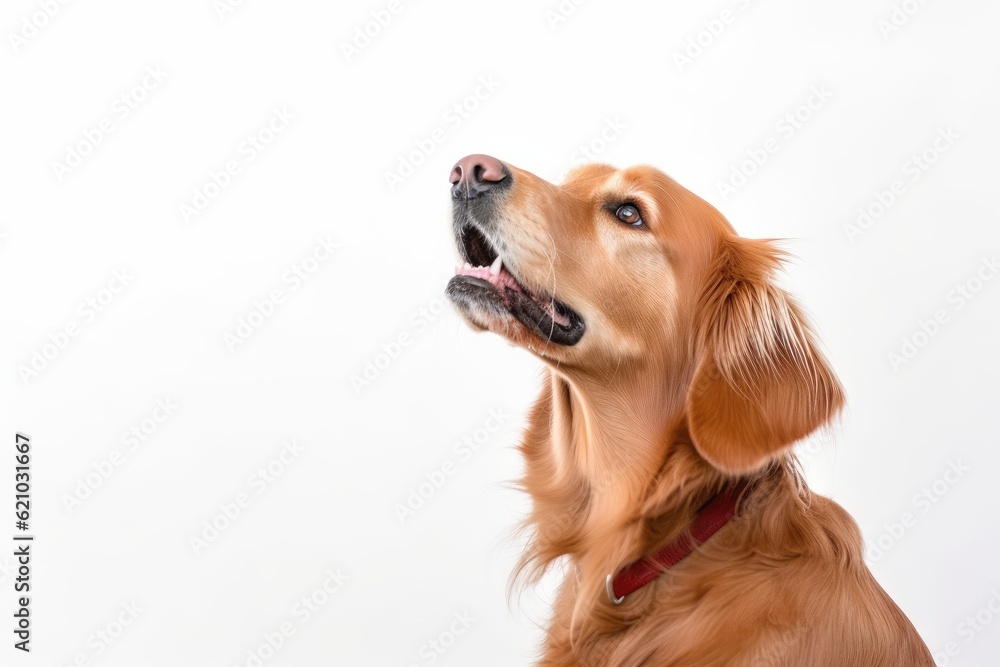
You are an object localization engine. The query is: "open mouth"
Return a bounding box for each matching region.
[446,224,585,346]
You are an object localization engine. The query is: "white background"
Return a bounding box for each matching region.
[2,0,999,665]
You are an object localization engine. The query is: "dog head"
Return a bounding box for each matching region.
[445,154,843,473]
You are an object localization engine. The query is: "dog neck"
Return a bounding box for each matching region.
[517,368,823,652]
[549,371,672,506]
[519,369,729,587]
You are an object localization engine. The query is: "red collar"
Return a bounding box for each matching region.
[606,483,744,605]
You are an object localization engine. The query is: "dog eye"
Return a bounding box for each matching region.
[615,204,643,227]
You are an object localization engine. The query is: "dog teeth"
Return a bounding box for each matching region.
[464,262,472,270]
[489,255,503,276]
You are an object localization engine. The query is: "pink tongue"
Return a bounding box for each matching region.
[453,265,569,327]
[454,265,522,292]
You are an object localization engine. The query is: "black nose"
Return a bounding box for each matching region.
[450,154,508,198]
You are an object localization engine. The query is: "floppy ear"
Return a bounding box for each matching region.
[685,237,844,474]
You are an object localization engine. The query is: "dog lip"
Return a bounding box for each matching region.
[446,273,586,347]
[507,286,586,346]
[446,274,508,314]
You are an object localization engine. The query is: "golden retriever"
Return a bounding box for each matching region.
[444,154,934,666]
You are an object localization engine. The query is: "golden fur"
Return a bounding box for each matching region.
[448,160,933,666]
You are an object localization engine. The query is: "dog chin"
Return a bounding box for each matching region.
[446,276,523,341]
